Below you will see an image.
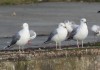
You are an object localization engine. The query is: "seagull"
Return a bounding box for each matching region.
[28,30,37,44]
[6,23,30,52]
[64,20,79,33]
[91,25,100,42]
[91,25,100,36]
[67,18,88,48]
[44,22,68,50]
[64,20,79,39]
[64,20,73,33]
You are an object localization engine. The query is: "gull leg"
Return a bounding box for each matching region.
[94,34,96,44]
[82,40,83,48]
[56,42,57,50]
[59,42,61,49]
[22,46,24,53]
[19,46,21,53]
[77,40,79,48]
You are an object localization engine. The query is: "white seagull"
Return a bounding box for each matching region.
[44,22,68,50]
[6,23,30,52]
[64,20,79,33]
[67,18,88,48]
[28,30,37,44]
[91,25,100,42]
[91,25,100,36]
[64,20,79,40]
[64,20,73,33]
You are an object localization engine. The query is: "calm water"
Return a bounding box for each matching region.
[0,55,99,70]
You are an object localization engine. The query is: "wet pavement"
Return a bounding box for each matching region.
[0,2,100,50]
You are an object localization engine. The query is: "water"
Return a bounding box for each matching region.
[0,55,99,70]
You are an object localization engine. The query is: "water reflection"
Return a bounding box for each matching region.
[0,55,99,70]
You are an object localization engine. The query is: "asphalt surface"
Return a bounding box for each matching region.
[0,2,100,50]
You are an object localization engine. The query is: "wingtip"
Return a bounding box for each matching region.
[97,11,100,13]
[44,41,47,44]
[67,37,72,40]
[4,45,10,49]
[44,40,49,44]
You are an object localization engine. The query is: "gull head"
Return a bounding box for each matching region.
[22,23,29,29]
[58,22,66,28]
[64,20,72,26]
[64,20,73,32]
[81,18,87,23]
[91,25,100,32]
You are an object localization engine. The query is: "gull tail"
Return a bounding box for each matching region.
[65,37,72,41]
[44,41,48,44]
[67,37,71,40]
[5,45,11,49]
[44,40,51,44]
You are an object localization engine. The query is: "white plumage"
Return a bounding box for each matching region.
[44,22,68,49]
[27,30,37,44]
[91,25,100,36]
[64,20,79,33]
[16,23,30,46]
[29,30,37,40]
[64,21,73,33]
[68,18,88,48]
[6,23,30,52]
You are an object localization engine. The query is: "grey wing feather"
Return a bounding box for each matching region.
[44,30,58,43]
[9,33,20,46]
[68,27,78,40]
